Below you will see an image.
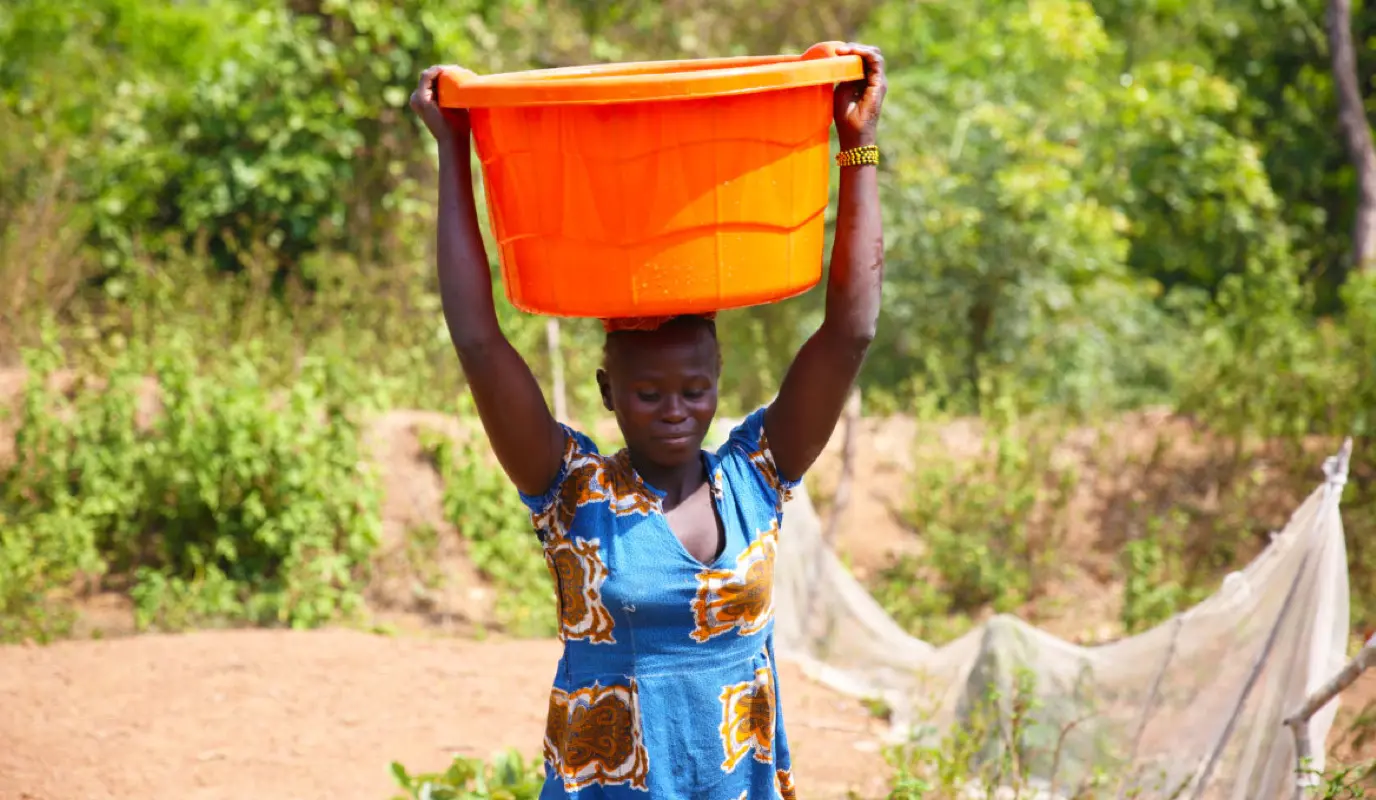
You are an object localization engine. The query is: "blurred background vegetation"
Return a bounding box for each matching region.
[1,0,1375,707]
[3,0,1373,414]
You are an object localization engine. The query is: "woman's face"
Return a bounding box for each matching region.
[597,320,720,470]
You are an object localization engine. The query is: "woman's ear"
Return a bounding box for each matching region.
[596,368,614,412]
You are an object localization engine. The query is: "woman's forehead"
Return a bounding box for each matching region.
[606,325,719,374]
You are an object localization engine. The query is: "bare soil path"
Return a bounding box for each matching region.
[0,628,891,800]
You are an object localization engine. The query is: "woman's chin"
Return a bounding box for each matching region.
[648,436,703,464]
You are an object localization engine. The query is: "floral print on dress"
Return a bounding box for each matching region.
[536,444,663,540]
[718,664,776,772]
[544,536,616,644]
[741,425,794,512]
[690,521,778,643]
[775,768,797,800]
[545,681,652,792]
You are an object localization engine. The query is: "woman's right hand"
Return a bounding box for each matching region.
[410,65,473,144]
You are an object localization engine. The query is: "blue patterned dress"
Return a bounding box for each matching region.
[518,407,800,800]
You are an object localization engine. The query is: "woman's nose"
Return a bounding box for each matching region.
[662,395,687,421]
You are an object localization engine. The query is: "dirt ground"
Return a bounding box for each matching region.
[1,377,1373,798]
[0,629,890,800]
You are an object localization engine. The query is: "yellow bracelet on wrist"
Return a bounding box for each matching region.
[836,144,880,167]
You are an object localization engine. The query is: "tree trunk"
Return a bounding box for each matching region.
[1328,0,1376,272]
[821,387,862,550]
[546,318,567,422]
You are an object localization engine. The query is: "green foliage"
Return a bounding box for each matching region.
[1179,267,1376,628]
[421,405,556,638]
[875,411,1077,644]
[884,664,1373,798]
[8,0,1355,417]
[1299,758,1376,799]
[0,506,103,644]
[884,667,1142,799]
[3,0,1372,418]
[1093,0,1368,312]
[1120,511,1209,634]
[0,0,491,279]
[0,328,382,640]
[389,749,545,800]
[859,0,1285,412]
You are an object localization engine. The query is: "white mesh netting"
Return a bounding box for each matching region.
[752,423,1353,799]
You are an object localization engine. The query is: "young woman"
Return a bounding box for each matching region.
[409,43,886,799]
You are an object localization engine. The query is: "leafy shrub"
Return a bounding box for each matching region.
[389,749,544,800]
[0,328,382,639]
[885,667,1135,800]
[421,403,556,638]
[1178,266,1376,630]
[876,411,1077,644]
[1299,759,1375,799]
[1119,510,1209,634]
[883,666,1372,799]
[0,507,103,643]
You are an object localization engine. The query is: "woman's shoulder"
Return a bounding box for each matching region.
[516,422,604,513]
[560,423,605,461]
[711,406,768,453]
[518,424,669,538]
[712,406,800,513]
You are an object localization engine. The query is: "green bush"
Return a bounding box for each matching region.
[883,665,1373,799]
[875,410,1078,644]
[1119,511,1209,634]
[884,667,1132,800]
[389,749,544,800]
[1300,760,1376,800]
[421,402,556,638]
[0,327,382,639]
[0,506,103,643]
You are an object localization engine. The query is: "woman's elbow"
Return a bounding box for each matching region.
[822,319,877,354]
[849,325,877,353]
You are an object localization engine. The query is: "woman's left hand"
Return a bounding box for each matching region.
[832,43,887,150]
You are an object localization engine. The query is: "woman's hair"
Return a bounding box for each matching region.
[600,314,719,369]
[601,313,717,334]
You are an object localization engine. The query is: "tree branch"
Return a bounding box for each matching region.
[1285,638,1376,799]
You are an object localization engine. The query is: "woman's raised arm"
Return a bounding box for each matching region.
[410,66,565,498]
[765,44,887,483]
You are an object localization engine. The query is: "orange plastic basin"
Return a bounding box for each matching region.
[437,42,863,319]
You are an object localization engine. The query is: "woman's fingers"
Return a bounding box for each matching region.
[413,64,465,107]
[833,43,885,101]
[846,44,884,83]
[841,44,886,113]
[417,66,441,98]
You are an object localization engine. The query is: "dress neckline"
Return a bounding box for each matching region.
[616,448,730,570]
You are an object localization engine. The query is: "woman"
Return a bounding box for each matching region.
[409,43,886,799]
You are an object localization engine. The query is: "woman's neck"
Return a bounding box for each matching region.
[627,450,706,510]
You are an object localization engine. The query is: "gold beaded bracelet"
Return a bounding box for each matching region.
[836,144,880,167]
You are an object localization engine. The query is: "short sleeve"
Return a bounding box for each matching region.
[517,423,600,518]
[718,406,802,515]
